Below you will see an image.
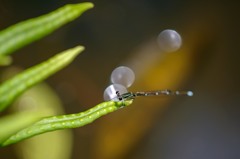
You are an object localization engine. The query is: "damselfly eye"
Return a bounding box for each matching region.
[103,84,128,101]
[116,91,123,101]
[110,66,135,88]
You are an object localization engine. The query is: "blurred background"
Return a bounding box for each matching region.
[0,0,240,159]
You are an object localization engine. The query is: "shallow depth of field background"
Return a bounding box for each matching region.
[0,0,239,159]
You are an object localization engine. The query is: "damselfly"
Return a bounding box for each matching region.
[115,90,193,101]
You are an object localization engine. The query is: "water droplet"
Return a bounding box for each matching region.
[157,29,182,52]
[110,66,135,88]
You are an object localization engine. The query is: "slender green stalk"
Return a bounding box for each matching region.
[0,111,44,144]
[0,2,93,56]
[1,100,133,146]
[0,46,84,112]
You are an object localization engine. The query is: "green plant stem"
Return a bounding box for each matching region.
[1,100,133,146]
[0,111,45,144]
[0,2,93,56]
[0,46,84,112]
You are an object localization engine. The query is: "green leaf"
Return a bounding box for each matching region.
[0,111,44,144]
[0,2,93,56]
[9,83,73,159]
[0,100,133,146]
[0,56,12,66]
[0,46,84,112]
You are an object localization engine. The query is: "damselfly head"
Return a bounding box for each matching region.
[103,84,128,101]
